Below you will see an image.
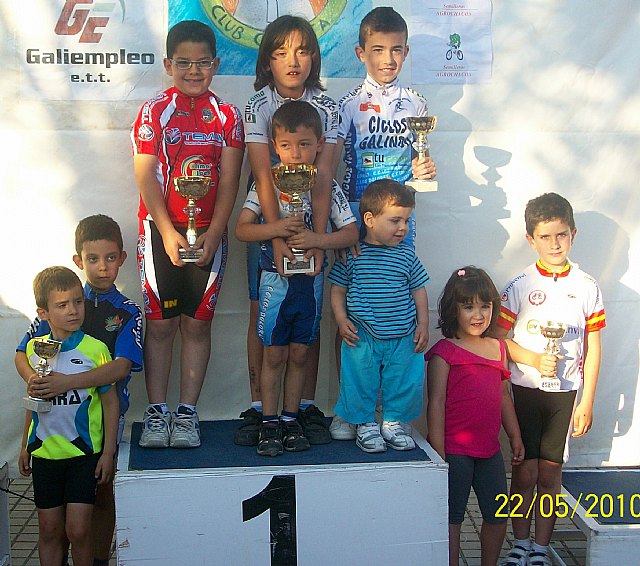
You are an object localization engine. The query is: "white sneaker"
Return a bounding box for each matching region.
[356,422,386,453]
[381,421,415,450]
[139,405,171,448]
[170,408,201,448]
[329,414,356,440]
[499,543,530,566]
[527,550,551,566]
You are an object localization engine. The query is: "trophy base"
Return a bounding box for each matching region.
[179,248,203,263]
[23,396,52,412]
[540,377,561,392]
[284,254,315,275]
[406,179,438,193]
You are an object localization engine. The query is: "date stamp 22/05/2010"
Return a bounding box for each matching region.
[495,492,640,520]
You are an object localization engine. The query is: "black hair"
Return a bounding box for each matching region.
[75,214,123,255]
[166,20,216,59]
[359,7,408,48]
[271,100,323,140]
[437,266,500,339]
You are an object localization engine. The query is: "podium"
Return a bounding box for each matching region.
[562,468,640,565]
[114,420,448,565]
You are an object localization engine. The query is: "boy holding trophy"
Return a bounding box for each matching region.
[131,20,244,449]
[495,193,606,566]
[235,100,357,456]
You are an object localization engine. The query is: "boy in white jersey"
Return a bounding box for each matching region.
[330,6,437,439]
[236,100,357,456]
[495,193,605,566]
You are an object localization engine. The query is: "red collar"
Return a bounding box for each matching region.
[536,260,571,280]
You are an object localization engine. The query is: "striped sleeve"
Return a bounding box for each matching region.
[497,306,516,330]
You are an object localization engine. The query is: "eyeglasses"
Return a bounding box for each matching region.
[170,59,216,70]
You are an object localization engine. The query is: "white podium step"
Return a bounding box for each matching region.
[115,420,448,565]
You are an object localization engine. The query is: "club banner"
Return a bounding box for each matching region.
[410,0,493,84]
[169,0,370,78]
[19,0,164,101]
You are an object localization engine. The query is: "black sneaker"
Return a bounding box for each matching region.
[257,421,283,457]
[297,405,331,445]
[234,408,262,446]
[282,419,311,452]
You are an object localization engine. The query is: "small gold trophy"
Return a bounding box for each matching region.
[174,176,211,262]
[406,116,438,192]
[23,338,62,412]
[271,164,317,275]
[540,322,567,391]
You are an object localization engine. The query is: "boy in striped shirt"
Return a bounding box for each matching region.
[328,179,430,453]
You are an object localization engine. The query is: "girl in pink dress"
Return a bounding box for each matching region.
[425,266,525,566]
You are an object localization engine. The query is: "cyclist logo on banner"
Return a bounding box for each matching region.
[446,33,463,61]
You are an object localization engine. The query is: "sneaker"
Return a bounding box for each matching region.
[499,543,530,566]
[234,408,262,446]
[257,421,283,457]
[170,407,201,448]
[527,551,551,566]
[297,405,331,444]
[139,405,171,448]
[329,414,356,440]
[282,419,310,452]
[356,423,386,453]
[381,421,416,451]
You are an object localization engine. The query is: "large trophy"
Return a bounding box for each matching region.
[174,176,211,262]
[271,164,317,275]
[406,116,438,192]
[539,322,566,391]
[23,338,62,412]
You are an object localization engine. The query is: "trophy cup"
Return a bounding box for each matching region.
[271,164,317,275]
[174,176,211,262]
[22,338,62,412]
[539,322,566,391]
[406,116,438,192]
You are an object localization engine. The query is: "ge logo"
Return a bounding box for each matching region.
[528,290,546,306]
[55,0,125,44]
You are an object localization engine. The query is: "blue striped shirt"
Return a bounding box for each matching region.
[328,242,429,339]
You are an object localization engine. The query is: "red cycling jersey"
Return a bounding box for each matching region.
[132,86,245,227]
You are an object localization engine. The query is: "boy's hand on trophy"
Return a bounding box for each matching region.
[274,216,305,238]
[412,156,437,179]
[161,228,188,267]
[536,353,559,377]
[287,228,320,250]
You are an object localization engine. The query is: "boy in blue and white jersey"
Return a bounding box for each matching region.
[329,179,430,453]
[336,6,437,248]
[236,100,357,457]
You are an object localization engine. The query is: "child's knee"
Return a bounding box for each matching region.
[264,345,288,369]
[288,343,309,367]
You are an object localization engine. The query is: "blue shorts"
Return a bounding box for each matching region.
[446,451,507,525]
[247,241,261,301]
[349,202,416,250]
[334,325,424,423]
[257,271,323,346]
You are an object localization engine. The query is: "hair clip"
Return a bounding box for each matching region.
[457,269,465,277]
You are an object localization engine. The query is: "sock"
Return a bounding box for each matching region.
[151,403,169,415]
[280,411,298,422]
[531,542,548,554]
[251,401,263,412]
[262,414,279,423]
[299,399,315,410]
[177,403,196,415]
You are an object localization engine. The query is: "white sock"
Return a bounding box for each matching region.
[151,403,169,415]
[251,401,263,412]
[514,537,531,550]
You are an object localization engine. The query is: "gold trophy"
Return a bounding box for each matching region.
[174,176,211,262]
[23,338,62,412]
[271,164,317,275]
[540,322,566,391]
[406,116,438,192]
